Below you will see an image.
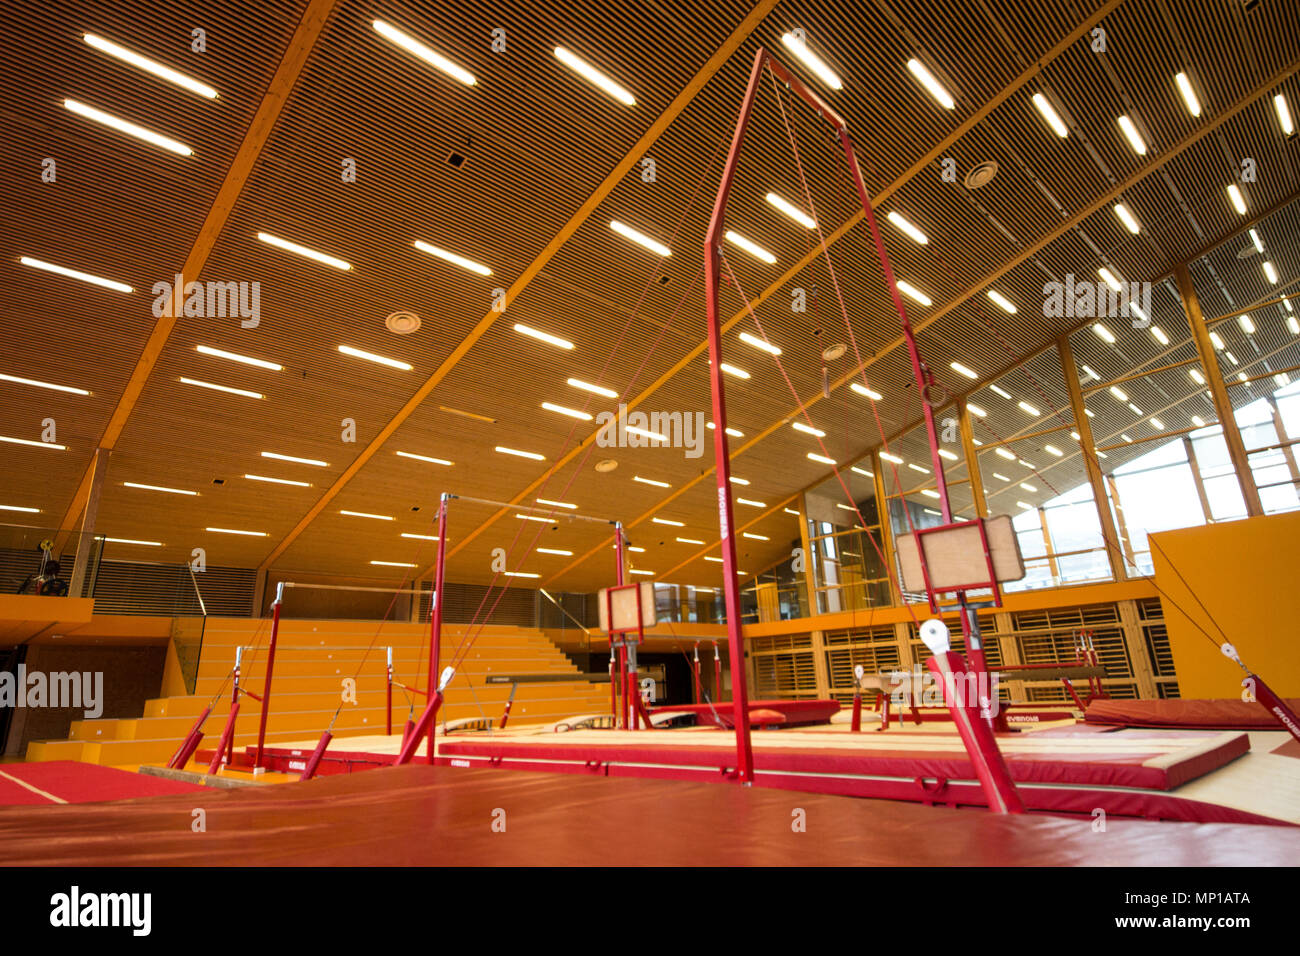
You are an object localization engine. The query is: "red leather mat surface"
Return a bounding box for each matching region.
[0,763,1295,866]
[0,762,202,805]
[1086,697,1300,729]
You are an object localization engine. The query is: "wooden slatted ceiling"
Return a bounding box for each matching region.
[2,0,1299,595]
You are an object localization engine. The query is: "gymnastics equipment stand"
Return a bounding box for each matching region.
[598,563,656,732]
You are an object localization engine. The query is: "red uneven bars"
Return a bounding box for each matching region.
[426,494,450,764]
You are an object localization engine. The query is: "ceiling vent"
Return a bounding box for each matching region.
[821,343,847,361]
[964,161,999,189]
[595,459,619,473]
[385,311,421,334]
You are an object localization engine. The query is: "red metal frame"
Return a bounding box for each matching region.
[692,643,701,705]
[386,646,393,736]
[708,48,1023,801]
[252,583,284,768]
[425,495,450,764]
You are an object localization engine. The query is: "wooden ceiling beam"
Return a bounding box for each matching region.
[53,0,341,548]
[257,0,786,572]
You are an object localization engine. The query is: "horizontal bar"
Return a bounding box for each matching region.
[281,582,432,596]
[450,494,618,525]
[483,673,612,684]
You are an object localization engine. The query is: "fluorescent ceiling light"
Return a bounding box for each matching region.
[851,466,873,477]
[1274,373,1289,388]
[729,476,750,485]
[104,537,162,546]
[765,193,816,228]
[1250,229,1264,253]
[986,289,1017,314]
[373,20,476,85]
[792,421,825,437]
[989,384,1012,399]
[401,533,439,541]
[938,449,959,461]
[887,211,928,244]
[950,362,978,379]
[1209,331,1225,350]
[781,32,843,90]
[1128,302,1149,326]
[1093,323,1116,344]
[1191,416,1206,428]
[123,481,196,496]
[1117,114,1146,155]
[257,232,350,270]
[1098,268,1122,292]
[516,514,551,523]
[880,451,904,464]
[1109,386,1128,401]
[262,452,327,467]
[1175,72,1200,117]
[496,446,545,461]
[0,505,40,513]
[340,510,393,521]
[896,280,931,306]
[1032,92,1068,137]
[1150,418,1165,430]
[742,532,769,541]
[739,331,781,355]
[1224,351,1238,365]
[1044,445,1063,457]
[206,527,267,536]
[995,447,1017,460]
[245,474,309,487]
[513,323,574,350]
[568,377,617,398]
[1189,369,1205,384]
[63,98,191,155]
[676,537,705,545]
[850,382,882,400]
[652,517,684,527]
[504,571,542,579]
[536,499,577,510]
[725,231,776,264]
[554,47,635,105]
[1151,326,1169,345]
[536,548,573,556]
[719,363,750,380]
[784,507,800,515]
[84,34,217,98]
[1016,502,1031,511]
[736,498,765,508]
[625,425,667,442]
[1227,184,1247,215]
[0,373,89,395]
[629,570,655,577]
[608,221,670,256]
[1238,315,1255,335]
[396,451,452,466]
[633,476,670,488]
[1289,316,1299,335]
[920,490,940,499]
[1263,261,1278,284]
[1081,365,1101,381]
[706,422,745,438]
[704,556,723,563]
[413,240,491,275]
[180,377,263,399]
[338,345,412,371]
[1114,203,1141,234]
[1128,403,1143,415]
[196,345,282,371]
[1020,483,1037,492]
[19,256,132,293]
[993,473,1010,481]
[1121,434,1133,443]
[807,453,835,465]
[1276,94,1294,136]
[371,561,417,568]
[907,58,954,109]
[967,403,987,417]
[541,402,593,421]
[907,463,930,473]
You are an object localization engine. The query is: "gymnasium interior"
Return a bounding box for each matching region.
[2,0,1300,888]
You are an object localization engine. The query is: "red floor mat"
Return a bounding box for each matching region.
[0,762,202,805]
[1086,697,1300,730]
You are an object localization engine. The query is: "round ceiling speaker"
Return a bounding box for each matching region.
[821,343,847,362]
[594,459,618,473]
[964,161,999,189]
[1236,244,1258,259]
[385,311,421,334]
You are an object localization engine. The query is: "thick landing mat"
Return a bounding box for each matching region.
[651,698,841,727]
[1086,697,1300,730]
[1,763,1296,866]
[0,762,202,806]
[258,724,1293,825]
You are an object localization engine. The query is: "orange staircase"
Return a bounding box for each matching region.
[25,616,610,767]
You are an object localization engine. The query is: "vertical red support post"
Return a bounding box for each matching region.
[692,643,701,705]
[167,705,211,769]
[608,647,618,724]
[226,646,241,766]
[614,523,630,730]
[386,646,393,736]
[300,729,333,781]
[427,495,450,765]
[253,583,284,768]
[712,641,723,703]
[207,698,241,777]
